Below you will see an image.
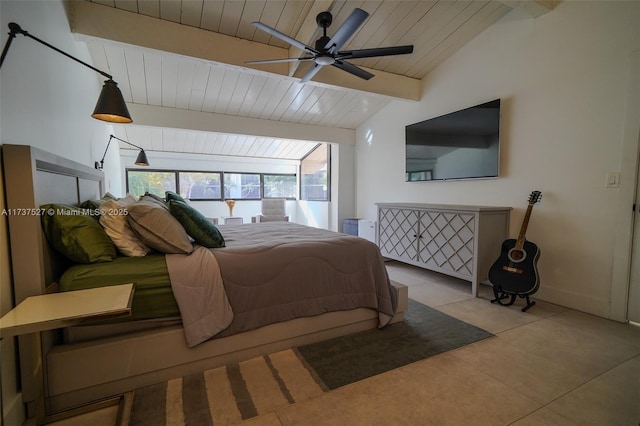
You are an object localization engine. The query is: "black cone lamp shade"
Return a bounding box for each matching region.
[134,149,149,167]
[92,79,132,123]
[0,22,133,123]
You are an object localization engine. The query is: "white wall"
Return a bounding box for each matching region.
[0,2,111,162]
[333,143,357,232]
[355,1,640,320]
[0,1,113,422]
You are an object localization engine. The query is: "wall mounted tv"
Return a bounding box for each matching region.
[405,99,501,182]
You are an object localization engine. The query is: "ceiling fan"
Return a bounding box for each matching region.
[246,8,414,83]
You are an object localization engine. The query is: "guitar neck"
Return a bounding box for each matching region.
[515,204,534,249]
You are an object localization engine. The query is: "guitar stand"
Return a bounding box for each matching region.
[491,289,536,312]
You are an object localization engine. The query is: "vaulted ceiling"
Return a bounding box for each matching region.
[69,0,554,160]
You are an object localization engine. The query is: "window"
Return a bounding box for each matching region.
[179,172,222,200]
[407,170,433,182]
[224,173,261,200]
[263,174,297,199]
[126,170,298,201]
[300,144,329,201]
[127,170,177,198]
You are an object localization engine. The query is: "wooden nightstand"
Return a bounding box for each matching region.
[0,283,135,425]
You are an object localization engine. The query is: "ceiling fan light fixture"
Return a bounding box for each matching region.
[249,8,414,83]
[315,55,335,66]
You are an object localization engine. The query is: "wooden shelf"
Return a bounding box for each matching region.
[0,283,134,339]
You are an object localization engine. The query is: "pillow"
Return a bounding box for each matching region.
[118,194,138,205]
[168,200,226,248]
[127,200,193,254]
[80,192,117,210]
[142,192,168,207]
[41,203,117,264]
[165,191,188,203]
[99,198,152,257]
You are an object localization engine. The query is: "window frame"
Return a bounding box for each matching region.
[222,171,262,200]
[299,144,331,202]
[126,169,299,201]
[262,173,297,200]
[125,169,178,199]
[178,171,223,201]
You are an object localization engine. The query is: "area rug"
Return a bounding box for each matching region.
[125,300,493,425]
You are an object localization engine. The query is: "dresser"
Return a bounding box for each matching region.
[377,203,511,296]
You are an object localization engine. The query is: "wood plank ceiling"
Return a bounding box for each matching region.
[69,0,552,160]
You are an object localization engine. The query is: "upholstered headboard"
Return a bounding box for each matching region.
[2,144,104,302]
[1,144,104,409]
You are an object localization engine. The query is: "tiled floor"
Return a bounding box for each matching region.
[52,261,640,425]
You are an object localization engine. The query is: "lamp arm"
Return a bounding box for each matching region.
[110,134,145,151]
[0,24,18,68]
[96,135,114,170]
[96,135,146,169]
[0,22,112,79]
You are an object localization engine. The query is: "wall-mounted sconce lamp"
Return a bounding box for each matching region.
[0,22,133,123]
[96,134,149,170]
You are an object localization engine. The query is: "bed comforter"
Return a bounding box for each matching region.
[166,222,397,346]
[166,246,233,347]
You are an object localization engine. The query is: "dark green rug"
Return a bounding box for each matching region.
[296,299,494,389]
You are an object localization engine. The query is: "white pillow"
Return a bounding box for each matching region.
[99,198,151,256]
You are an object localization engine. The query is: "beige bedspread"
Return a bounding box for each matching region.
[166,222,397,346]
[166,246,233,347]
[212,222,397,337]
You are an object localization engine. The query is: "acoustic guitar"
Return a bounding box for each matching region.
[489,191,542,311]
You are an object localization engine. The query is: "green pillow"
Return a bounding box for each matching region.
[41,203,117,264]
[168,200,225,248]
[80,192,117,210]
[165,191,188,204]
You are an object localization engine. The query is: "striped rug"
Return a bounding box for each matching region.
[125,349,325,425]
[124,300,492,425]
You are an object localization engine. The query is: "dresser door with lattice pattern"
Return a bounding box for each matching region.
[418,211,475,278]
[378,207,420,260]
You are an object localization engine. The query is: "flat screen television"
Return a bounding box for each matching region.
[405,99,501,181]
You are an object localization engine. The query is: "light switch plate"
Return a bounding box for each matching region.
[606,172,620,188]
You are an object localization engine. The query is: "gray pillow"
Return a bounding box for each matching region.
[139,192,169,210]
[127,200,193,254]
[141,192,168,208]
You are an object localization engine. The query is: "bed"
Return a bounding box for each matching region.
[1,144,408,415]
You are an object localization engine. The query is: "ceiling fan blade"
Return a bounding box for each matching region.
[332,60,374,80]
[300,64,323,83]
[253,22,317,54]
[246,57,314,64]
[324,8,369,53]
[337,45,414,60]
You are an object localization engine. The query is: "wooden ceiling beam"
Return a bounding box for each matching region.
[68,0,420,101]
[69,1,287,74]
[125,104,355,146]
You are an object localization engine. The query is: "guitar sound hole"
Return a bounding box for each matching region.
[507,248,526,263]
